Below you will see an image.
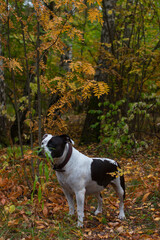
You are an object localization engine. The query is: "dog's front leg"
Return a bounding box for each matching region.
[75,189,86,227]
[62,188,75,216]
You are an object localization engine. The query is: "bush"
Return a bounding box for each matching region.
[90,92,160,155]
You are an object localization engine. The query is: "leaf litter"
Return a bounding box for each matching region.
[0,138,160,239]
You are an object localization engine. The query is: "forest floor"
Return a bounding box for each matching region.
[0,119,160,239]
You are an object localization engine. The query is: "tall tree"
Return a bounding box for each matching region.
[0,15,7,146]
[81,0,118,144]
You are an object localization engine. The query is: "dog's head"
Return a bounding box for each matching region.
[41,134,74,159]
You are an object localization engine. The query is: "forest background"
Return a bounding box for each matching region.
[0,0,160,239]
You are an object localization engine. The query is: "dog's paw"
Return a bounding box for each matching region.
[77,221,83,228]
[94,209,102,215]
[69,210,74,216]
[118,213,126,220]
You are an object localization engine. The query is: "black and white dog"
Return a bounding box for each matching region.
[41,134,125,227]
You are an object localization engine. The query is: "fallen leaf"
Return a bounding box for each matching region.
[117,226,124,233]
[135,191,143,198]
[108,222,120,227]
[8,219,19,226]
[142,192,151,202]
[43,205,48,217]
[37,225,46,229]
[1,198,6,205]
[9,205,16,213]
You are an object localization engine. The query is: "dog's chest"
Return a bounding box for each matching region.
[55,153,92,192]
[56,172,74,193]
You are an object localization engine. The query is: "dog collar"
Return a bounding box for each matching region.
[53,143,72,172]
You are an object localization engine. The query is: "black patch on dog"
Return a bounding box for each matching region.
[46,135,72,159]
[91,159,118,187]
[47,136,66,158]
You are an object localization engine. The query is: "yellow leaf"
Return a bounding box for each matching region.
[2,161,9,169]
[37,225,46,229]
[4,204,16,214]
[9,205,16,213]
[142,192,151,202]
[104,43,112,48]
[135,207,143,210]
[108,10,113,15]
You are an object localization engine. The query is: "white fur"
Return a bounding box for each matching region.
[41,134,53,157]
[41,135,125,227]
[93,157,118,165]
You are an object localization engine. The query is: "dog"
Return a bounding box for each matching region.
[41,134,126,227]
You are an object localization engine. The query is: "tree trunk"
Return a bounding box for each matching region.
[0,21,7,146]
[60,43,72,72]
[80,0,117,144]
[6,0,23,155]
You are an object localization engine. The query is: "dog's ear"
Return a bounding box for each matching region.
[60,134,74,145]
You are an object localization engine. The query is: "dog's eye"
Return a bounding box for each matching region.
[42,134,48,140]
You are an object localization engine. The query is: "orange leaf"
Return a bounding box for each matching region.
[8,219,19,226]
[142,192,151,202]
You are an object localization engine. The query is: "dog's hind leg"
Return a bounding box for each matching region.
[111,177,125,220]
[94,193,103,215]
[62,188,75,216]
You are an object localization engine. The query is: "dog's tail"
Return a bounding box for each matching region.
[120,174,125,200]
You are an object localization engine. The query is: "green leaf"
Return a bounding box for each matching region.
[38,185,42,203]
[33,175,38,192]
[45,164,49,182]
[39,161,43,176]
[90,122,100,129]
